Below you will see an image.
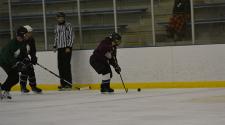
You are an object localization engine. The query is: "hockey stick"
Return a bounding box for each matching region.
[0,83,3,100]
[36,63,80,90]
[119,73,128,93]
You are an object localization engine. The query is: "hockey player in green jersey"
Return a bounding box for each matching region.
[0,26,29,99]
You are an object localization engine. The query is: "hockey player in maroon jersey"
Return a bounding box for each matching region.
[90,32,122,93]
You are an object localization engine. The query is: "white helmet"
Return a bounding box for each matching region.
[24,25,33,32]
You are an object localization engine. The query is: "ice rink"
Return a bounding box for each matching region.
[1,88,225,125]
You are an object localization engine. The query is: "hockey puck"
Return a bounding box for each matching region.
[137,88,141,92]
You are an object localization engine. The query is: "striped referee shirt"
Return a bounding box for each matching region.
[54,22,74,49]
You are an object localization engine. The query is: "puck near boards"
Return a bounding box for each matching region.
[137,88,141,92]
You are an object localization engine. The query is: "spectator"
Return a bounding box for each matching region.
[167,0,191,41]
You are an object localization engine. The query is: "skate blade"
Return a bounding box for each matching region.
[58,88,72,91]
[21,92,30,94]
[32,91,43,94]
[1,96,12,100]
[101,92,115,94]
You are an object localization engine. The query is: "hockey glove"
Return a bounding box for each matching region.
[115,66,121,74]
[13,62,26,72]
[31,56,38,65]
[22,57,31,64]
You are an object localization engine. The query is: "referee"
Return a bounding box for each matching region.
[54,12,74,90]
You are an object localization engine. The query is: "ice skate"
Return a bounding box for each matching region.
[100,83,114,94]
[31,86,42,94]
[101,87,114,94]
[58,85,72,91]
[1,91,12,100]
[21,87,30,94]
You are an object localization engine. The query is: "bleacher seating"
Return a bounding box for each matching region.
[8,0,79,6]
[158,18,225,26]
[1,0,225,48]
[0,3,145,39]
[194,2,225,9]
[0,29,11,35]
[0,6,144,36]
[0,24,128,35]
[157,2,225,26]
[0,8,147,21]
[1,0,150,48]
[194,18,225,24]
[6,0,145,6]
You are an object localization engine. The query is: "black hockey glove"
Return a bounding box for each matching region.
[25,63,34,74]
[13,61,26,72]
[31,56,38,65]
[114,66,121,74]
[22,57,31,64]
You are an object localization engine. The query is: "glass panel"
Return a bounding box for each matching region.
[46,0,79,50]
[80,0,115,49]
[0,1,10,50]
[154,0,192,46]
[194,0,225,44]
[117,0,152,47]
[10,0,45,50]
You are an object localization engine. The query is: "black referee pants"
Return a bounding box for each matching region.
[57,48,72,87]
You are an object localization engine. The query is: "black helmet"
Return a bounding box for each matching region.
[56,12,65,18]
[109,32,122,41]
[16,26,28,38]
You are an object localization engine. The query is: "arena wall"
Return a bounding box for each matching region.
[1,44,225,90]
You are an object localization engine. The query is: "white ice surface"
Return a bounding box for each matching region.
[1,88,225,125]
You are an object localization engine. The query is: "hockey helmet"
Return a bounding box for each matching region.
[24,25,33,32]
[109,32,122,45]
[16,26,28,38]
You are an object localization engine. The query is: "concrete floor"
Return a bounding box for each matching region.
[1,88,225,125]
